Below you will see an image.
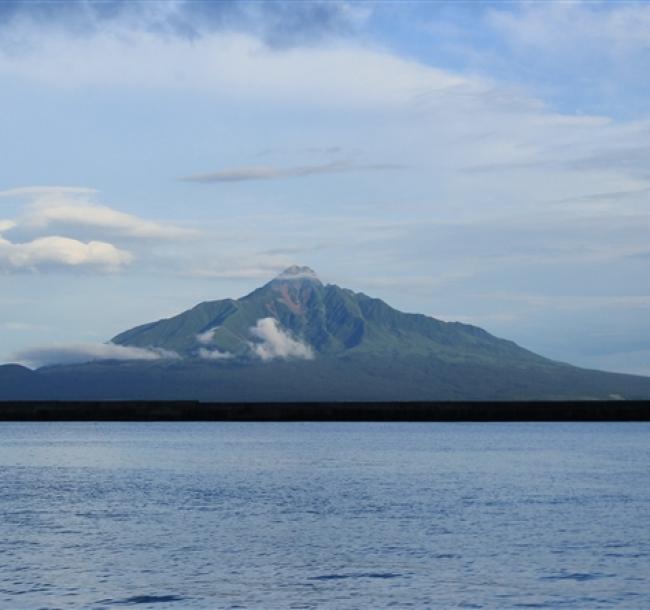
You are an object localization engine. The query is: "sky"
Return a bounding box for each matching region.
[1,0,649,375]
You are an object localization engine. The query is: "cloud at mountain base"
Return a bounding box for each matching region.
[196,327,219,345]
[249,318,313,361]
[196,328,235,359]
[198,348,233,361]
[13,342,179,368]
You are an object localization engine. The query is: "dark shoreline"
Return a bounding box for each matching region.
[1,400,649,421]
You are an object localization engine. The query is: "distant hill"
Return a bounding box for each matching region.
[0,364,57,400]
[3,266,650,401]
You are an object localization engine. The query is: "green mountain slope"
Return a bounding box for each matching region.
[112,266,549,368]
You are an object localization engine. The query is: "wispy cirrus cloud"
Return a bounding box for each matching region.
[0,27,468,108]
[0,186,97,198]
[481,1,650,118]
[487,2,650,56]
[568,145,650,180]
[180,160,403,183]
[551,186,650,205]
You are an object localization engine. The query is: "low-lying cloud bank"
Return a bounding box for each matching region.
[198,347,233,360]
[196,326,234,359]
[13,342,178,368]
[249,318,313,361]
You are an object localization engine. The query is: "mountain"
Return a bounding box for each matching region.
[111,265,548,367]
[4,266,650,400]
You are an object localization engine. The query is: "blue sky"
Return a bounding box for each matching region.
[1,0,650,375]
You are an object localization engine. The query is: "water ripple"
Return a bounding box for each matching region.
[99,594,186,605]
[309,572,401,581]
[0,422,649,609]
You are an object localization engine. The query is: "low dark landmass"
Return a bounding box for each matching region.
[1,400,649,421]
[3,358,650,402]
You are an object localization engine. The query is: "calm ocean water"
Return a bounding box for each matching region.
[0,422,649,609]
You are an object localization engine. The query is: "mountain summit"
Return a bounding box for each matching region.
[4,266,650,400]
[274,265,321,282]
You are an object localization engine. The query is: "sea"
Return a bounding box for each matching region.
[0,422,649,609]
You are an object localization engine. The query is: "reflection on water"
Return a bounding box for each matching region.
[0,422,649,609]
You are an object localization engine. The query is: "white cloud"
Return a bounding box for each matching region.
[28,200,196,239]
[195,328,234,359]
[488,2,650,55]
[196,327,219,345]
[249,317,313,361]
[0,186,97,199]
[0,186,195,240]
[2,12,648,195]
[198,347,233,360]
[276,265,320,281]
[0,29,469,107]
[13,342,179,368]
[0,186,198,273]
[0,234,132,271]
